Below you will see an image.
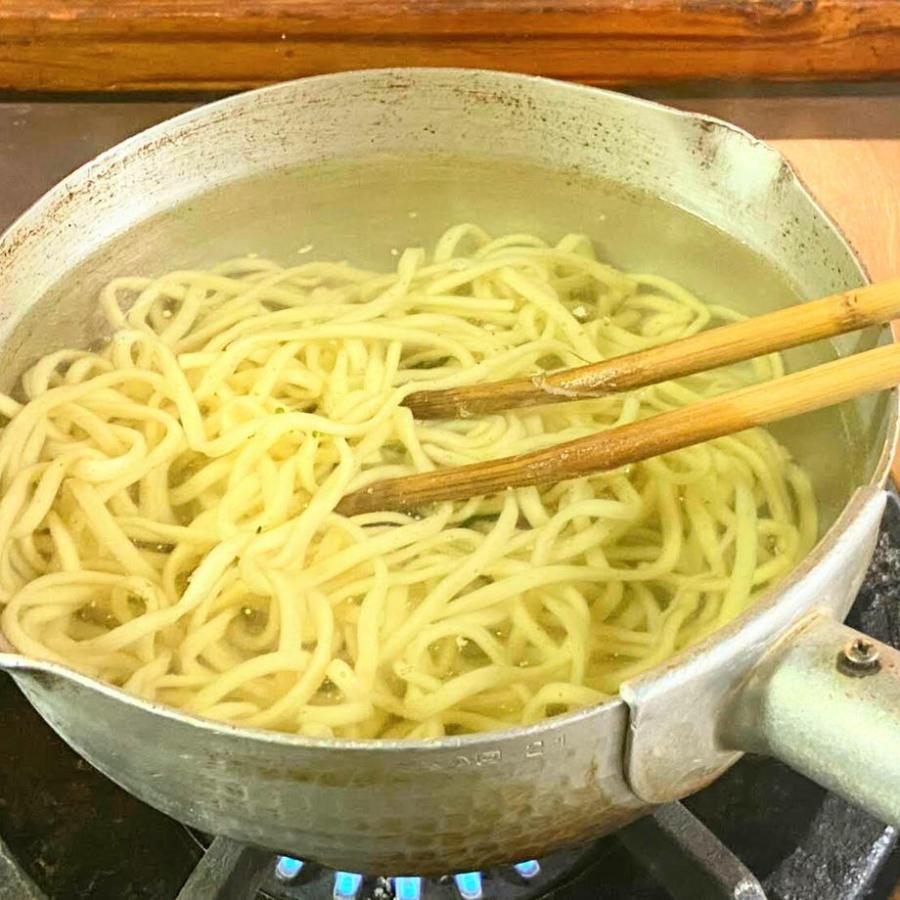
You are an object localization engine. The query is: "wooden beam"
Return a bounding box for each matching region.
[2,0,900,93]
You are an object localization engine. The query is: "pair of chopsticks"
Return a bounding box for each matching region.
[336,281,900,516]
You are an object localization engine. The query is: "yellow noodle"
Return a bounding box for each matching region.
[0,226,817,737]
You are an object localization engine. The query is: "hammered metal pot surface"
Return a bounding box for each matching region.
[14,666,644,872]
[0,69,894,874]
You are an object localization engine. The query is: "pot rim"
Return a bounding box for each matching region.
[0,66,895,752]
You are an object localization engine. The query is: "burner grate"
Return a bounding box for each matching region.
[179,803,765,900]
[183,830,597,900]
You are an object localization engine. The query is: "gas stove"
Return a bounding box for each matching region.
[1,496,899,900]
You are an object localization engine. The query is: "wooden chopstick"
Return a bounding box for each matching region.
[337,340,900,515]
[403,280,900,420]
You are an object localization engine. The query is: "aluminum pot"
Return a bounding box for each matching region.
[0,69,899,875]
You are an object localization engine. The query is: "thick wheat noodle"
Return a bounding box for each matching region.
[0,224,817,739]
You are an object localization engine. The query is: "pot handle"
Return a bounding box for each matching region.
[723,612,900,826]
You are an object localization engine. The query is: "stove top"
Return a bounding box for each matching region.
[2,495,900,900]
